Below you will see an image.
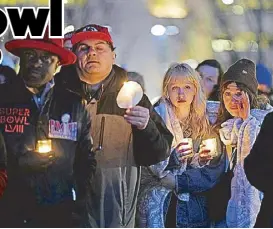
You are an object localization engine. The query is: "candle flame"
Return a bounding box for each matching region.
[202,138,217,157]
[36,140,52,154]
[204,139,215,148]
[117,81,144,109]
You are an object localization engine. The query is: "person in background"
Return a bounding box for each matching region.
[0,47,16,70]
[136,63,225,228]
[256,63,273,105]
[64,31,75,51]
[55,24,173,228]
[127,71,145,92]
[54,31,76,82]
[0,30,96,227]
[206,100,220,125]
[0,65,17,85]
[196,59,224,101]
[214,59,273,227]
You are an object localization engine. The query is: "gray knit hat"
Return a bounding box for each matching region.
[221,58,258,94]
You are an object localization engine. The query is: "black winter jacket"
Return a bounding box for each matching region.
[0,132,7,197]
[245,112,273,228]
[55,64,173,227]
[0,77,96,227]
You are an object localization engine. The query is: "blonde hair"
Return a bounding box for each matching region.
[162,63,210,139]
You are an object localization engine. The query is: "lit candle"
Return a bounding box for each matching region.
[202,138,217,157]
[123,82,131,93]
[117,81,143,108]
[121,82,133,105]
[179,138,193,158]
[36,140,52,154]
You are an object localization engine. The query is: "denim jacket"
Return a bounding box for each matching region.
[136,98,225,227]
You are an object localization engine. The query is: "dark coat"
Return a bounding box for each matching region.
[55,64,173,227]
[245,111,273,228]
[0,132,7,197]
[0,77,96,227]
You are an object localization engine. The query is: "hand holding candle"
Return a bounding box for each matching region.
[19,141,54,170]
[119,81,148,130]
[124,106,150,130]
[176,138,193,163]
[199,138,217,165]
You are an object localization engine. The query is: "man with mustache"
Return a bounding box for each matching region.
[55,24,173,227]
[0,31,96,227]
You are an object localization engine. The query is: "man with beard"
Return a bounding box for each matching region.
[55,24,173,228]
[0,31,96,227]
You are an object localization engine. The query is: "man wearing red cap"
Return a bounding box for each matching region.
[0,31,96,227]
[55,24,173,227]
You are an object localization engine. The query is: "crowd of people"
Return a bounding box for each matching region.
[0,22,272,228]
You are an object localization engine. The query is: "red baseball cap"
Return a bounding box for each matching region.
[71,24,113,45]
[5,29,76,66]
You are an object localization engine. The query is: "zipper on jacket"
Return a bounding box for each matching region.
[95,116,105,153]
[98,116,105,151]
[121,179,126,226]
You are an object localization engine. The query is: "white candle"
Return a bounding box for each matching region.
[202,138,217,157]
[117,81,143,108]
[122,82,133,105]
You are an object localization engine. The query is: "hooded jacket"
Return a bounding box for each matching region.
[55,64,173,227]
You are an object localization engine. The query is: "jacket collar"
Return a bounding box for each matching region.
[58,64,128,100]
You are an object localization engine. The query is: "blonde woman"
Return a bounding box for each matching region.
[136,63,225,228]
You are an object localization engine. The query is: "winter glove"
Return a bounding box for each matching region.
[18,151,54,172]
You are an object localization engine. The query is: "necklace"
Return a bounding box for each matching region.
[179,119,192,138]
